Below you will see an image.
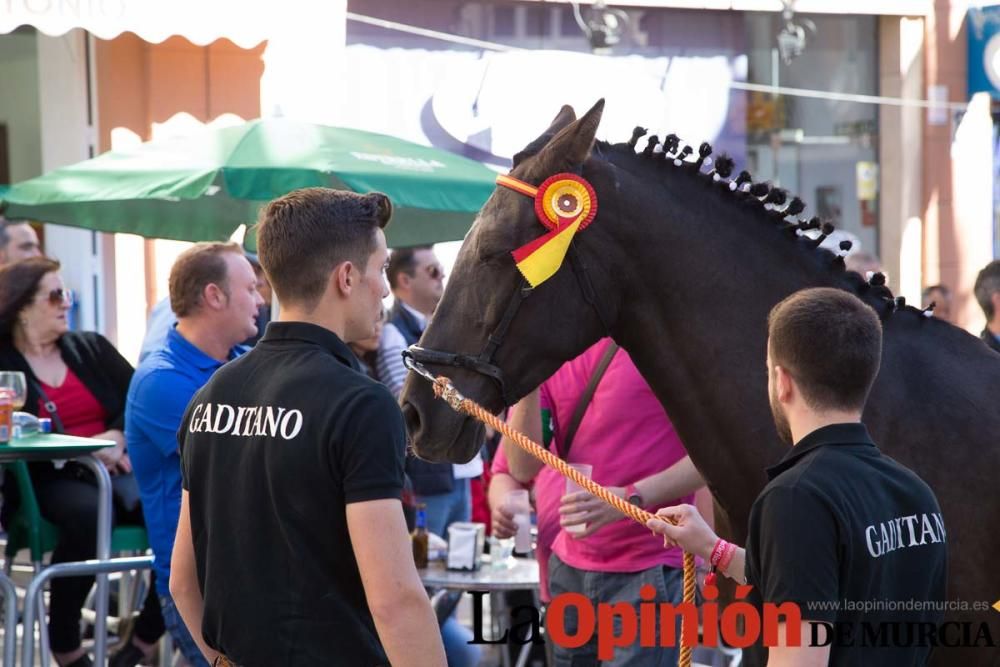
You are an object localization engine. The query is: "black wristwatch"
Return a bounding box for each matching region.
[625,483,643,507]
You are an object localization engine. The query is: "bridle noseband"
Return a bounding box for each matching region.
[403,170,611,407]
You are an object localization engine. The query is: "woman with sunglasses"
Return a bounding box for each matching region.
[0,257,164,667]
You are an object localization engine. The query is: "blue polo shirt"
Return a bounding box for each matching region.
[126,325,245,595]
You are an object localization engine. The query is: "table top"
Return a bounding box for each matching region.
[419,555,539,591]
[0,433,115,463]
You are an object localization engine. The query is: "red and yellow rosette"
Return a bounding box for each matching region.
[496,173,598,287]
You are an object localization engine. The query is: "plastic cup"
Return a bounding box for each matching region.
[503,489,532,555]
[564,463,593,536]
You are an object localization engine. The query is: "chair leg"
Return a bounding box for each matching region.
[36,585,52,667]
[160,628,175,667]
[119,568,133,621]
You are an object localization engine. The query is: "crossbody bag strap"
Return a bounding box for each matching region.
[28,377,64,434]
[558,342,619,459]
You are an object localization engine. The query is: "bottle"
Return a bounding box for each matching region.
[0,389,12,444]
[411,503,429,568]
[12,412,52,439]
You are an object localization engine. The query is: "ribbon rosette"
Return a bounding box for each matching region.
[496,173,598,287]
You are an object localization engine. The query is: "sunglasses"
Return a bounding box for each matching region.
[424,265,445,280]
[44,288,75,307]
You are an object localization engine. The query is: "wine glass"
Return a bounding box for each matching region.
[0,371,27,410]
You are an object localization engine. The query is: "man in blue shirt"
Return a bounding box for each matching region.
[118,242,262,667]
[138,251,271,361]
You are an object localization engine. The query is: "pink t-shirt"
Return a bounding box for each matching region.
[544,338,691,573]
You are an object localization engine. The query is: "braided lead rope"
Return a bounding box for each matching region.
[427,374,697,667]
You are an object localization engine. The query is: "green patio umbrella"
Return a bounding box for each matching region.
[0,119,498,248]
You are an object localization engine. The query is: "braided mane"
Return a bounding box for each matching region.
[601,129,929,321]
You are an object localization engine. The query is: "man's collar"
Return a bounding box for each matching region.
[259,321,355,367]
[167,325,241,370]
[766,422,876,480]
[400,301,428,329]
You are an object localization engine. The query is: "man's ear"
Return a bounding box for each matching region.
[774,365,794,403]
[202,283,227,310]
[991,292,1000,320]
[333,261,355,297]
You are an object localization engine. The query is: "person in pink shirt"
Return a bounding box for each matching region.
[492,338,704,666]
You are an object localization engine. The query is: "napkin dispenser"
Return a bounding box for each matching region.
[446,522,486,571]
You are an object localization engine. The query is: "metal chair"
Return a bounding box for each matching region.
[2,460,153,665]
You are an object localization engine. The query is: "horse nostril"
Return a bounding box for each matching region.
[401,402,421,440]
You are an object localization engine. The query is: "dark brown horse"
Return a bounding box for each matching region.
[401,101,1000,665]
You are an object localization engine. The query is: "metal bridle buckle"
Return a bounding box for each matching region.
[401,351,437,384]
[402,350,467,411]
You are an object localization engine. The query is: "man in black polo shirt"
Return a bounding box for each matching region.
[169,188,446,667]
[648,288,947,665]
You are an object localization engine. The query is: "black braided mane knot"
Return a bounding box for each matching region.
[619,133,916,321]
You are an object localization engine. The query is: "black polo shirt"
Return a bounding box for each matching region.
[179,321,406,666]
[745,423,947,666]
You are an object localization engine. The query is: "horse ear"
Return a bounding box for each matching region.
[513,105,579,167]
[549,105,578,131]
[533,99,605,172]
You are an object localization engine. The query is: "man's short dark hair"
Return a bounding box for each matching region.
[0,216,23,250]
[387,246,432,291]
[922,284,950,303]
[974,260,1000,321]
[767,288,883,412]
[169,242,243,317]
[256,188,391,310]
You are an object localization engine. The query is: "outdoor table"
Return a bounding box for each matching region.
[0,433,115,667]
[419,556,541,667]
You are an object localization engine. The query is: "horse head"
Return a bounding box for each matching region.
[401,100,624,462]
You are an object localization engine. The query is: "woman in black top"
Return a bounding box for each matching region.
[0,257,164,667]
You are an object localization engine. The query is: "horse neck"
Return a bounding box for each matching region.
[596,159,845,530]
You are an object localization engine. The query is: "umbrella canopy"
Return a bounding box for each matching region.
[0,119,498,248]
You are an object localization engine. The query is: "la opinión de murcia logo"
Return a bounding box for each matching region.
[467,584,998,661]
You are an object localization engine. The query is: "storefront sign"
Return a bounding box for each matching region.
[968,5,1000,99]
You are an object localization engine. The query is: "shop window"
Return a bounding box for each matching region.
[493,6,515,37]
[524,6,550,37]
[745,13,879,255]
